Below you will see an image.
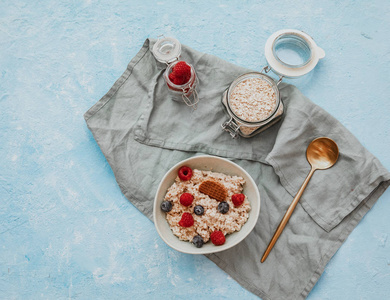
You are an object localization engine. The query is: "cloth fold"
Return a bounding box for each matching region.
[84,39,390,299]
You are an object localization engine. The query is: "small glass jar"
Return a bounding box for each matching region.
[222,70,283,138]
[152,36,199,109]
[163,60,198,107]
[222,29,325,138]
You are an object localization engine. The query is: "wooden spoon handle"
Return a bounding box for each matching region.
[261,167,316,263]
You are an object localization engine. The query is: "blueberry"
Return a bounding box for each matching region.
[194,205,204,216]
[160,201,172,212]
[218,201,229,214]
[192,235,204,248]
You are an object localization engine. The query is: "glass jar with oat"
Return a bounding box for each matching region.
[152,36,199,109]
[222,29,325,138]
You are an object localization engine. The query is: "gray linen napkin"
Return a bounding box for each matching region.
[84,39,390,300]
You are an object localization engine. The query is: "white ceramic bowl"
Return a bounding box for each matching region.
[153,155,261,254]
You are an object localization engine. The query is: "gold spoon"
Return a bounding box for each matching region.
[261,137,339,263]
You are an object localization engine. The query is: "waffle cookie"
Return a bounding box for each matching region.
[199,180,228,202]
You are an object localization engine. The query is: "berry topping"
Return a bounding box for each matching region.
[192,235,204,248]
[160,201,172,212]
[180,193,194,206]
[178,166,193,181]
[178,212,194,227]
[232,194,245,207]
[210,231,226,246]
[194,205,204,216]
[217,201,229,214]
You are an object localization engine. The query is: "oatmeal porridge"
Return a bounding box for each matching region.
[160,166,251,247]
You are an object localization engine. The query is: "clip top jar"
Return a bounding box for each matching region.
[222,29,325,138]
[152,36,199,109]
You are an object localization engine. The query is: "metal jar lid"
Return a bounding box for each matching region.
[152,36,182,64]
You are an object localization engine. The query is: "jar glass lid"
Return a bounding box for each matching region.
[265,29,325,78]
[152,36,182,64]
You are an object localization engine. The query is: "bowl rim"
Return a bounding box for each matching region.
[153,155,261,255]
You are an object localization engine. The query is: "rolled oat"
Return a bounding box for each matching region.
[230,77,277,123]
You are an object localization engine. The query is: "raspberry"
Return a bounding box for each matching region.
[180,193,194,206]
[232,193,245,207]
[170,61,191,85]
[168,72,176,83]
[169,72,183,85]
[173,61,191,78]
[178,166,193,181]
[173,76,185,85]
[178,212,194,227]
[210,231,225,246]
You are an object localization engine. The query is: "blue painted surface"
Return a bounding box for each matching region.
[1,1,389,299]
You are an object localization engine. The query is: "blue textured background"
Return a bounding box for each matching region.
[1,1,389,299]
